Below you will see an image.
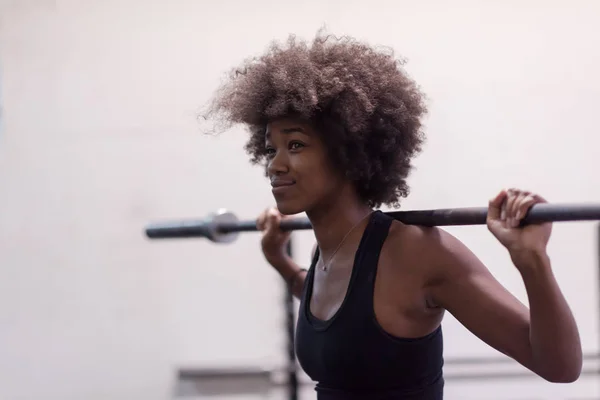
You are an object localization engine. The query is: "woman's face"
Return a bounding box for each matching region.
[265,118,347,215]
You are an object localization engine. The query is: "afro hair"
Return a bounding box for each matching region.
[202,31,428,208]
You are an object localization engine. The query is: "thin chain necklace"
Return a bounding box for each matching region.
[318,211,373,272]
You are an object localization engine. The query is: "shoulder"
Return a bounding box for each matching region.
[384,219,447,263]
[384,219,504,312]
[384,219,482,284]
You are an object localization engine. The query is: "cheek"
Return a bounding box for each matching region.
[290,150,341,189]
[297,160,339,192]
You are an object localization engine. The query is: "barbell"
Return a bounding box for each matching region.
[144,203,600,244]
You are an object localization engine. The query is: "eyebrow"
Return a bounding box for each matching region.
[282,127,306,134]
[265,126,307,139]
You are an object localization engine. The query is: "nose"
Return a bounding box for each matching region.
[267,150,289,176]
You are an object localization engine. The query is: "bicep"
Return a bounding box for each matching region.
[428,231,534,368]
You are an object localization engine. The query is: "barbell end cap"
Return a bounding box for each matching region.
[208,208,240,244]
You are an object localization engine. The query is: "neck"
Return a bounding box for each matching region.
[306,188,373,255]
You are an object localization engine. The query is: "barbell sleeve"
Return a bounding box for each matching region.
[144,203,600,243]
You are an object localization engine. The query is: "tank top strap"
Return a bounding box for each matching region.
[300,247,319,300]
[349,210,394,303]
[300,210,393,318]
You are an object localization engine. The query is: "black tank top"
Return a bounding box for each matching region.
[295,210,444,399]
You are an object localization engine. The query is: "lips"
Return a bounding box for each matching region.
[271,179,296,188]
[271,179,296,194]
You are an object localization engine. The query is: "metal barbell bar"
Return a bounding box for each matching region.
[144,203,600,244]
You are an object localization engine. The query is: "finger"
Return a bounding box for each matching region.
[508,191,527,228]
[531,192,548,204]
[511,190,530,216]
[280,212,294,220]
[256,208,272,230]
[512,189,547,204]
[509,190,529,227]
[256,213,266,231]
[518,192,549,226]
[504,189,520,227]
[265,208,281,231]
[515,194,537,225]
[488,189,508,221]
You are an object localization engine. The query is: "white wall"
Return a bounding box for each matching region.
[1,0,599,399]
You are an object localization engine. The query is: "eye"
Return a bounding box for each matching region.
[265,146,276,157]
[289,142,305,151]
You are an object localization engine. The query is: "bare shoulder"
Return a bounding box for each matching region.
[385,219,440,249]
[386,219,448,249]
[384,220,486,286]
[385,221,445,272]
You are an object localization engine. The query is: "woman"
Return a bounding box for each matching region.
[204,32,582,399]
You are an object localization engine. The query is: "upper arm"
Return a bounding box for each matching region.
[425,229,534,368]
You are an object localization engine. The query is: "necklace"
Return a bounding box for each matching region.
[318,211,373,272]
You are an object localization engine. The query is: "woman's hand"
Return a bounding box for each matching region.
[487,188,553,267]
[256,207,292,264]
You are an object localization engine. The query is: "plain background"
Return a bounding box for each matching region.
[1,0,599,399]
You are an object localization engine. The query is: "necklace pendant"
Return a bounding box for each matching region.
[315,209,372,274]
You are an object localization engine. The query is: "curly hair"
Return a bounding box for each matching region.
[202,32,428,208]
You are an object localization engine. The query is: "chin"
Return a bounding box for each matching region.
[274,199,307,216]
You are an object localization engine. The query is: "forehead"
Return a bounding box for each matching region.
[265,118,315,139]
